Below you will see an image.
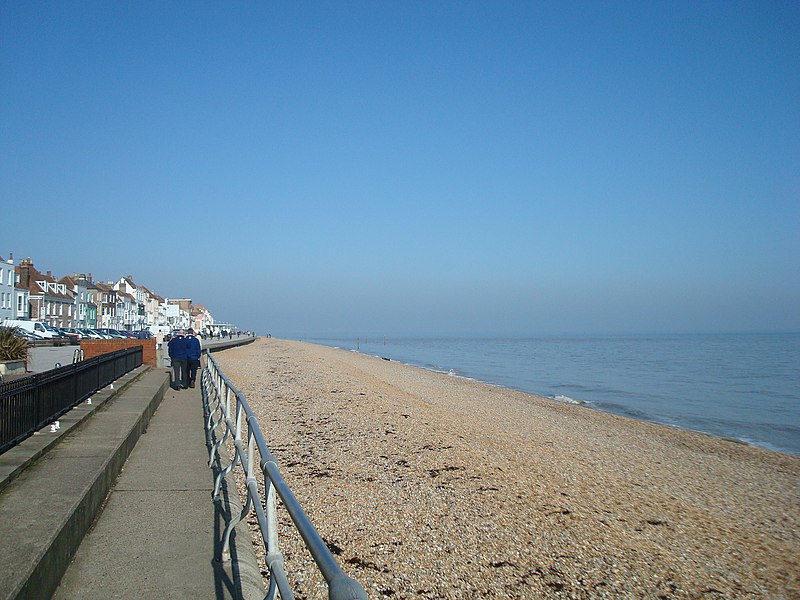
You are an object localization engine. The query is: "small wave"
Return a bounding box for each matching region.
[448,369,457,377]
[551,394,587,405]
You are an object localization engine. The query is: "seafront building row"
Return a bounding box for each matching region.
[0,254,226,334]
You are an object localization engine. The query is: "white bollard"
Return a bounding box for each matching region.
[87,397,92,405]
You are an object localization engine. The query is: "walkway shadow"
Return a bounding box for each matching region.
[206,415,264,600]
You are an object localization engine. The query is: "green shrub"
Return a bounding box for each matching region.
[0,326,29,361]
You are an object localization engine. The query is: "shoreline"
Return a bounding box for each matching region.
[216,338,799,598]
[331,343,796,458]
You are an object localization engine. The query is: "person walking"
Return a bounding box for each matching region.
[167,329,189,389]
[185,328,202,388]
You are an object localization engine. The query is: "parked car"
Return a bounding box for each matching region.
[12,328,44,341]
[97,328,126,339]
[79,328,104,339]
[43,324,73,340]
[1,319,59,339]
[51,327,79,344]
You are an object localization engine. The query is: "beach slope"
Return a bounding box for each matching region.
[215,338,799,598]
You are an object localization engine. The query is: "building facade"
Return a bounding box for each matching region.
[15,259,73,327]
[1,257,222,334]
[0,256,14,322]
[60,275,93,329]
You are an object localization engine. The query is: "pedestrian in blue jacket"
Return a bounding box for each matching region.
[167,329,189,389]
[185,328,202,388]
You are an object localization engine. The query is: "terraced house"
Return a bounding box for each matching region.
[0,255,15,322]
[15,259,73,327]
[2,255,30,320]
[114,276,148,331]
[94,282,119,329]
[59,274,97,330]
[3,256,215,335]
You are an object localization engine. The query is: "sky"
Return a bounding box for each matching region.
[2,1,798,337]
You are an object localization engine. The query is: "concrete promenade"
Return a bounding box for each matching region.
[0,335,261,600]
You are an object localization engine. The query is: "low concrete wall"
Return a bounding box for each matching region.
[203,336,256,353]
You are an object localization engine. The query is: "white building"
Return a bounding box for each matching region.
[114,276,148,331]
[0,255,14,322]
[164,298,192,330]
[60,275,92,329]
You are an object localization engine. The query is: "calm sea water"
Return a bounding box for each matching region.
[299,334,800,456]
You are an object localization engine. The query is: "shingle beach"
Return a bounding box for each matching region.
[215,338,799,599]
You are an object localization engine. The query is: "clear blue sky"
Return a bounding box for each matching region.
[2,2,798,336]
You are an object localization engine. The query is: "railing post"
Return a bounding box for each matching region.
[32,374,40,436]
[201,353,368,600]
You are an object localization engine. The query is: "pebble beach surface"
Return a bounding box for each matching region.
[214,338,799,599]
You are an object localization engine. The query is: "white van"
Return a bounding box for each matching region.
[1,319,59,339]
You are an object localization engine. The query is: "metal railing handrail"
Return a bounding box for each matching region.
[202,353,368,600]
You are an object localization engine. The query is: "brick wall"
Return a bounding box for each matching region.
[80,339,158,368]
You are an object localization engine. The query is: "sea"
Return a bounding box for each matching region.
[298,333,800,456]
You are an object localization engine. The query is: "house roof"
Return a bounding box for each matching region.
[16,261,71,300]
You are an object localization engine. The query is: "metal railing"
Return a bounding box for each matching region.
[202,353,368,600]
[0,347,143,454]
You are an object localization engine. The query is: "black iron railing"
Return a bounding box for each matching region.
[0,347,143,454]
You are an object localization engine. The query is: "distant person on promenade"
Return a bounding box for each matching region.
[167,329,188,389]
[185,328,202,388]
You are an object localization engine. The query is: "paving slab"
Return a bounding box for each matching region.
[52,379,262,600]
[0,368,168,600]
[0,366,148,492]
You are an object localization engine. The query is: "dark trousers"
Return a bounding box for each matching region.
[172,359,188,388]
[187,359,200,384]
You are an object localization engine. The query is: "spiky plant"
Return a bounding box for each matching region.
[0,326,29,361]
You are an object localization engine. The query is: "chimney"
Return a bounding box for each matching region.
[7,252,12,264]
[17,261,31,287]
[47,271,52,278]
